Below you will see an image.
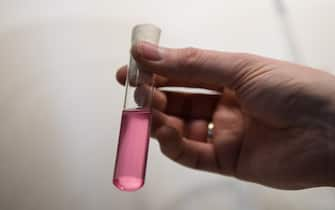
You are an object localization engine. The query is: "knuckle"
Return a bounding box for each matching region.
[230,53,258,70]
[178,47,202,69]
[228,53,266,90]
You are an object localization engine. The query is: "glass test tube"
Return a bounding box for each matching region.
[113,24,161,192]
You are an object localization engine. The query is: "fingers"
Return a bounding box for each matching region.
[164,91,219,121]
[186,120,209,142]
[131,41,264,91]
[150,90,243,175]
[151,108,209,143]
[155,125,223,173]
[134,87,220,121]
[212,129,243,176]
[151,109,184,137]
[134,85,167,111]
[116,65,222,90]
[116,65,127,85]
[151,103,242,175]
[211,89,245,176]
[116,65,157,86]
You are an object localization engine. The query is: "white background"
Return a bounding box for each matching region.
[0,0,335,210]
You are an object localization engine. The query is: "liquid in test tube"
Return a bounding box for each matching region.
[113,24,161,192]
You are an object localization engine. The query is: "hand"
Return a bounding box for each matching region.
[116,41,335,189]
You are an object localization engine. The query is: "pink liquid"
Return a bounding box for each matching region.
[113,108,151,192]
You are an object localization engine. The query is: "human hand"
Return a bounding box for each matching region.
[116,42,335,189]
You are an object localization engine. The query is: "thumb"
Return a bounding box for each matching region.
[132,41,264,90]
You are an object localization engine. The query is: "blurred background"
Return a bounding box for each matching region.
[0,0,335,209]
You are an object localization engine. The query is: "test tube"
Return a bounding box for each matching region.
[113,24,161,192]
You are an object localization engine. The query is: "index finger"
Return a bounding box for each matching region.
[132,41,264,91]
[116,65,222,91]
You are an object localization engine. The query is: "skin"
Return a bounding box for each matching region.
[116,41,335,189]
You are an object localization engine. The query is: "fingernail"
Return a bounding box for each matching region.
[135,41,162,61]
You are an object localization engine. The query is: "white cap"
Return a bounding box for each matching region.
[128,24,161,85]
[131,24,161,45]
